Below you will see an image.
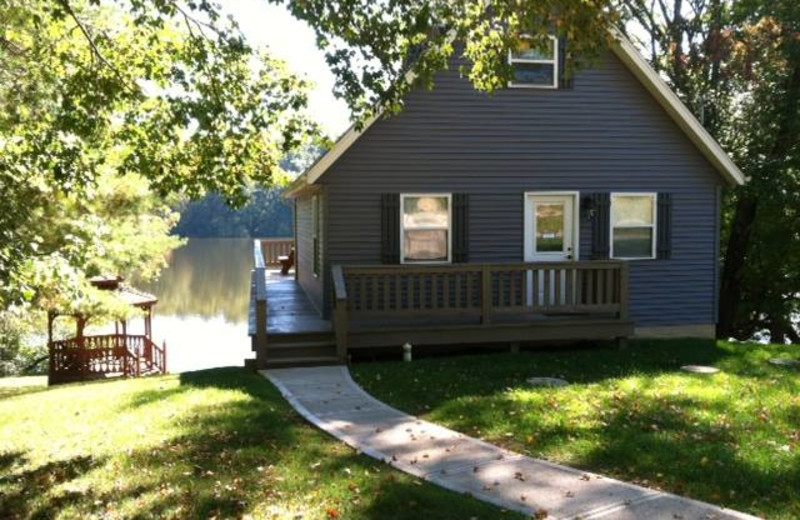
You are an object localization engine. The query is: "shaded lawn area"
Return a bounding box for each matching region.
[0,369,522,519]
[352,340,800,519]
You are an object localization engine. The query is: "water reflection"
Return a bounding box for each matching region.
[139,238,255,373]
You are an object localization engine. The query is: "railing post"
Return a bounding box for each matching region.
[334,301,348,362]
[481,265,492,324]
[332,265,349,363]
[618,261,630,320]
[162,341,168,374]
[254,268,268,369]
[48,342,55,385]
[253,240,266,269]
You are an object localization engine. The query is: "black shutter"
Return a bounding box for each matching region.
[557,37,573,89]
[380,193,400,264]
[591,192,610,260]
[657,193,673,259]
[452,193,469,263]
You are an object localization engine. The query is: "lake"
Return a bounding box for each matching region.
[137,238,256,373]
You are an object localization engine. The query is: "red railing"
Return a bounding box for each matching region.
[49,334,167,384]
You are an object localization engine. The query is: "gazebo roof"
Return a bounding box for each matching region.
[89,275,158,307]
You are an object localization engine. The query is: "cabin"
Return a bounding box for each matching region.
[248,31,744,369]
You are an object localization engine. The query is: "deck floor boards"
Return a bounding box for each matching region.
[265,273,332,335]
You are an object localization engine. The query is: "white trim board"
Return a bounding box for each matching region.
[285,29,744,199]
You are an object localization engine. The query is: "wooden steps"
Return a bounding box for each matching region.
[265,355,341,369]
[263,331,340,369]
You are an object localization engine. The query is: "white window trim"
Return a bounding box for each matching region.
[400,193,452,265]
[610,192,658,260]
[508,35,559,89]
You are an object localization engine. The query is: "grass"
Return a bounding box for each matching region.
[0,368,523,519]
[352,340,800,519]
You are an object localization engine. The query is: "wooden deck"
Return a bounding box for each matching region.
[248,267,338,369]
[257,270,331,335]
[248,242,633,368]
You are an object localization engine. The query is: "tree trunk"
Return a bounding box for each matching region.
[717,195,757,339]
[718,45,800,339]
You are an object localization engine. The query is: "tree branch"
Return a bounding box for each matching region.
[55,0,139,95]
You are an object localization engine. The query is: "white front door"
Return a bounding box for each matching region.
[525,193,576,262]
[524,193,578,305]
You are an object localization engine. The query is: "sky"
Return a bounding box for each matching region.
[220,0,351,139]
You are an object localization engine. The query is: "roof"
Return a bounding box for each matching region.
[285,29,745,197]
[90,275,158,307]
[115,285,158,307]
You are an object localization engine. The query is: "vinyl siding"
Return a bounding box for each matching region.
[295,192,324,313]
[316,49,724,326]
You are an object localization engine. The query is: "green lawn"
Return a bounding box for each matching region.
[0,369,521,519]
[351,340,800,519]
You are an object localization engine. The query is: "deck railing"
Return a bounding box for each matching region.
[332,261,629,358]
[50,334,167,382]
[251,243,269,367]
[257,238,294,267]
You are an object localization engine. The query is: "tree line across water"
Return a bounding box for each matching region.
[174,189,294,239]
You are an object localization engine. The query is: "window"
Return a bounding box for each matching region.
[401,194,451,263]
[509,36,558,89]
[611,193,657,259]
[312,195,320,276]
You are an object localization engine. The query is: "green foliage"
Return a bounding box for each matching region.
[0,0,320,310]
[174,189,293,238]
[0,368,523,519]
[271,0,615,123]
[0,0,323,374]
[354,340,800,519]
[0,312,46,377]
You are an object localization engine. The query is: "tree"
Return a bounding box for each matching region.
[269,0,617,122]
[0,0,321,373]
[619,0,800,342]
[0,0,320,308]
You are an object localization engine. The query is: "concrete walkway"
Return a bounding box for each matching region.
[264,366,758,520]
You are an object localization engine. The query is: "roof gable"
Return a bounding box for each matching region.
[286,30,744,197]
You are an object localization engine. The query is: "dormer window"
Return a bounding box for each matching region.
[509,36,559,89]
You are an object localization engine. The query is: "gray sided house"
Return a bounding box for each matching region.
[249,32,744,369]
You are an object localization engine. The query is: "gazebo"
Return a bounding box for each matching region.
[47,276,167,385]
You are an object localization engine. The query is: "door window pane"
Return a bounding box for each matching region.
[613,228,653,258]
[536,203,565,252]
[404,230,448,262]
